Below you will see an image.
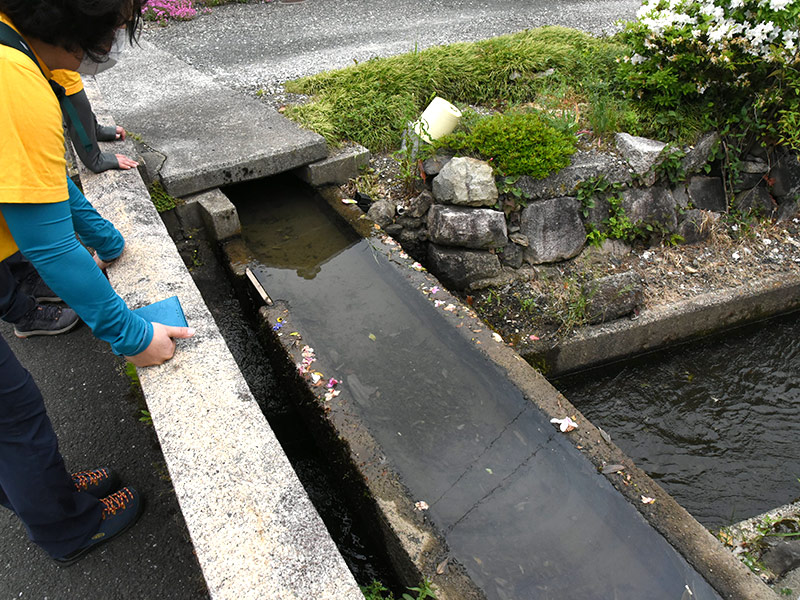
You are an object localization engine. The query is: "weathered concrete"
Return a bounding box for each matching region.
[189,188,242,242]
[78,82,361,600]
[521,273,800,377]
[92,40,328,198]
[296,143,371,187]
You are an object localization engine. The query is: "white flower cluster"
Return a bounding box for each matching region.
[636,0,799,62]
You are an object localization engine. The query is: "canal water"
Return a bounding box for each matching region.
[554,311,800,530]
[226,176,721,600]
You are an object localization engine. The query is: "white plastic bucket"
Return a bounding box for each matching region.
[413,97,462,143]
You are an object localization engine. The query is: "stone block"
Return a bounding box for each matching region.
[687,176,726,212]
[513,150,631,201]
[427,205,507,249]
[677,209,713,245]
[584,270,643,324]
[620,186,678,232]
[615,133,666,180]
[733,183,777,217]
[521,197,585,264]
[681,132,719,174]
[296,143,371,187]
[367,200,396,228]
[432,157,498,207]
[771,149,800,200]
[428,243,501,290]
[187,188,242,242]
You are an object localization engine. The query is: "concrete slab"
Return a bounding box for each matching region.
[296,143,371,187]
[91,40,328,198]
[75,83,362,600]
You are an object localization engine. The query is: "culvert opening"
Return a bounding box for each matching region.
[215,174,722,600]
[553,309,800,530]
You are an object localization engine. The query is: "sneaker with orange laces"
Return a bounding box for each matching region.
[54,487,143,566]
[71,468,120,499]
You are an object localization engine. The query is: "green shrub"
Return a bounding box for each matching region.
[435,111,576,177]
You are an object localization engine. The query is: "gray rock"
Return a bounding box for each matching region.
[513,151,631,201]
[427,205,508,249]
[367,200,396,228]
[733,184,777,217]
[400,190,433,218]
[520,197,586,264]
[582,195,612,228]
[620,186,678,232]
[733,158,770,192]
[422,154,453,178]
[677,209,713,245]
[428,244,501,291]
[763,540,800,577]
[681,132,719,174]
[584,271,643,324]
[509,232,529,247]
[777,198,800,222]
[597,238,632,257]
[396,216,424,229]
[432,156,498,207]
[673,184,690,210]
[499,242,525,269]
[687,176,726,212]
[771,149,800,200]
[615,133,667,181]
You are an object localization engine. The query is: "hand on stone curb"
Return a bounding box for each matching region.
[115,126,126,141]
[126,323,195,367]
[115,154,139,170]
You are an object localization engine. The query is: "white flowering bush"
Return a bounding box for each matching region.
[618,0,800,148]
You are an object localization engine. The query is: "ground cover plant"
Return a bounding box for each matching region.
[283,27,631,152]
[142,0,262,23]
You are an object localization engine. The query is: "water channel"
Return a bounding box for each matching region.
[225,176,721,600]
[554,311,800,531]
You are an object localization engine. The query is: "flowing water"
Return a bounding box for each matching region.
[227,176,721,600]
[554,311,800,530]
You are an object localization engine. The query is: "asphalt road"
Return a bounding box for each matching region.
[0,323,208,600]
[143,0,640,94]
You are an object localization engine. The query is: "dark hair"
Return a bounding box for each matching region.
[0,0,145,61]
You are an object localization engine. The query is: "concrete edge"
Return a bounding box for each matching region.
[521,274,800,377]
[235,184,777,600]
[79,82,362,600]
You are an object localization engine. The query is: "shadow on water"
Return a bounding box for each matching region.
[554,311,800,530]
[227,175,721,600]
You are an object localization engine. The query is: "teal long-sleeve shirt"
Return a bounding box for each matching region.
[1,187,152,356]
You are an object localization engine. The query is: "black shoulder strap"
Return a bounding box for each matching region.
[0,21,94,155]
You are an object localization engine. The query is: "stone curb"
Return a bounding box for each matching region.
[522,273,800,377]
[245,185,776,600]
[79,81,362,600]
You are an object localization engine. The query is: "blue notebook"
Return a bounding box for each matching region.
[132,295,188,327]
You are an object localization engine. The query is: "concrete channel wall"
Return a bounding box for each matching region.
[231,187,779,600]
[77,99,362,600]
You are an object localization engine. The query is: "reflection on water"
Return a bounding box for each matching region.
[228,177,360,279]
[554,311,800,529]
[229,177,720,599]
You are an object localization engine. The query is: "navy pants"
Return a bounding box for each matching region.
[0,252,35,324]
[0,334,102,558]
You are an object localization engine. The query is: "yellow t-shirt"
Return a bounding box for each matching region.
[0,13,68,261]
[51,69,84,95]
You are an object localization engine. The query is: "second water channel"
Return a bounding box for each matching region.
[555,311,800,530]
